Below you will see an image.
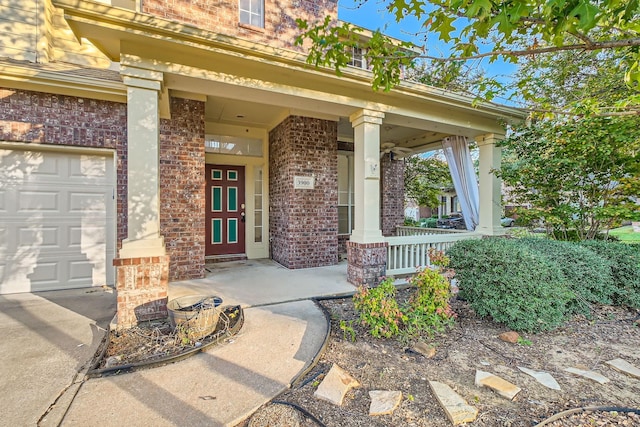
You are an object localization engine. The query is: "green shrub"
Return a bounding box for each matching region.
[403,262,456,337]
[519,238,616,314]
[404,217,419,227]
[448,238,573,332]
[421,217,438,228]
[578,241,640,309]
[353,278,405,338]
[353,252,456,340]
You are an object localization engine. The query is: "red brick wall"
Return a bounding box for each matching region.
[0,87,128,246]
[381,154,405,236]
[114,256,169,328]
[346,241,387,286]
[269,115,338,268]
[141,0,337,51]
[159,98,206,281]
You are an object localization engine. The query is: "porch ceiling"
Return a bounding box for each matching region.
[204,94,448,151]
[53,0,525,150]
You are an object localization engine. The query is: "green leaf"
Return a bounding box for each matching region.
[430,12,457,42]
[569,0,601,31]
[465,0,494,18]
[491,10,514,34]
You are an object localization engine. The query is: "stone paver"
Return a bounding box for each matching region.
[564,367,610,384]
[314,364,360,406]
[369,390,403,416]
[428,381,478,425]
[606,358,640,380]
[475,370,522,400]
[412,341,437,358]
[498,331,520,344]
[518,367,561,390]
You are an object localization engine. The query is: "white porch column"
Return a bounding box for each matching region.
[475,133,505,235]
[350,109,385,244]
[119,68,166,258]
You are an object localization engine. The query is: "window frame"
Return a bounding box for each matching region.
[347,46,366,70]
[338,151,355,235]
[239,0,264,28]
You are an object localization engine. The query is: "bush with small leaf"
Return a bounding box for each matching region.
[519,238,616,315]
[578,240,640,309]
[448,238,573,332]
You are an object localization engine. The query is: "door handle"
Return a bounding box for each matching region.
[241,212,245,222]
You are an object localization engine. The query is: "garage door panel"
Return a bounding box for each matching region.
[69,225,107,247]
[18,226,60,248]
[0,148,115,293]
[69,191,107,212]
[29,153,62,177]
[29,261,59,286]
[18,190,59,212]
[69,260,95,283]
[69,154,110,180]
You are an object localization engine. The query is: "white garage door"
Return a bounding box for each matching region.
[0,147,115,294]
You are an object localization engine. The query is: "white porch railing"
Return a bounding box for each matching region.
[385,231,480,276]
[396,226,469,236]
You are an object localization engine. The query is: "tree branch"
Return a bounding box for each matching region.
[410,38,640,61]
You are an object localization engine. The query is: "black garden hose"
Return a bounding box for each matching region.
[535,406,640,426]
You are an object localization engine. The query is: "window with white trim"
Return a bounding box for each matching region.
[348,46,366,69]
[239,0,264,28]
[338,153,355,234]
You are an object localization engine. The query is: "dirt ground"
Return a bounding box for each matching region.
[246,290,640,426]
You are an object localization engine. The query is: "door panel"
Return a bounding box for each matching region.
[205,165,245,255]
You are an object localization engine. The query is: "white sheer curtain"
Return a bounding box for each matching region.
[442,136,479,230]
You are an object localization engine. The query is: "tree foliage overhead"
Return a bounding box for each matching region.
[515,48,638,115]
[497,115,640,240]
[404,154,453,208]
[296,0,640,111]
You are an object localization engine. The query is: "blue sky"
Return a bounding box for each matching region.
[337,0,518,102]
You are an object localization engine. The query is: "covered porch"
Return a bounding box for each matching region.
[54,0,523,327]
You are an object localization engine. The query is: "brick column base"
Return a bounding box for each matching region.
[113,256,170,330]
[346,241,388,287]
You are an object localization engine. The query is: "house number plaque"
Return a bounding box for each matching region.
[294,176,315,189]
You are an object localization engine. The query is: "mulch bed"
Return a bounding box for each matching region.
[242,289,640,426]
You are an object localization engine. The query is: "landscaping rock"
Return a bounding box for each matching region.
[475,370,522,400]
[368,390,403,416]
[412,341,437,358]
[606,358,640,380]
[498,331,520,344]
[518,366,561,390]
[428,381,478,425]
[314,364,360,406]
[564,367,610,384]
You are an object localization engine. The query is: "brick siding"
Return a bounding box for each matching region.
[0,87,129,246]
[269,115,338,268]
[381,154,405,236]
[0,88,207,282]
[346,241,387,286]
[114,256,169,328]
[159,98,206,281]
[141,0,337,51]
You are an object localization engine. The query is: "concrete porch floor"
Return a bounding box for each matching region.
[170,258,356,307]
[2,258,358,426]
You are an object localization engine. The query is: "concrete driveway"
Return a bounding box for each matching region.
[0,260,354,426]
[0,287,116,426]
